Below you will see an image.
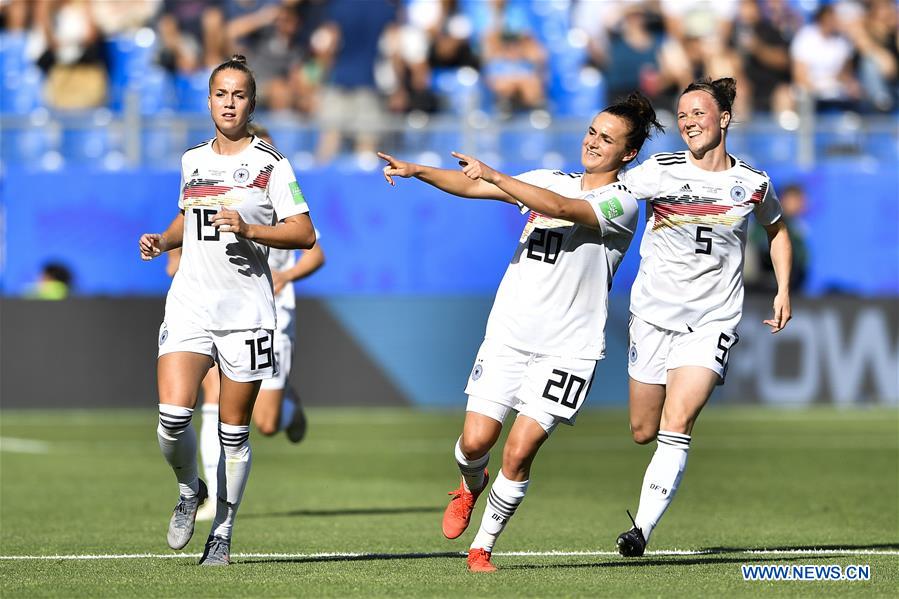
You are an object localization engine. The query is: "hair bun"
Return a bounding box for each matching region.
[711,77,737,107]
[230,54,248,65]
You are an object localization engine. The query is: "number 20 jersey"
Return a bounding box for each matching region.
[621,151,783,333]
[166,136,309,330]
[485,170,639,360]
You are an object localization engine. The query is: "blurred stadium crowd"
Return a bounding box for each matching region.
[0,0,896,167]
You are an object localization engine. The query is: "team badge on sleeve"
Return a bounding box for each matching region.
[628,343,638,364]
[471,362,484,381]
[289,181,306,206]
[159,323,169,346]
[599,197,624,220]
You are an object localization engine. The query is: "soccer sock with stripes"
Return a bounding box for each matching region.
[199,404,220,500]
[470,471,529,553]
[211,423,252,540]
[157,404,199,498]
[634,430,691,544]
[454,436,489,492]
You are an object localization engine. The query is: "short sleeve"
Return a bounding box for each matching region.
[620,158,662,200]
[269,159,309,222]
[587,186,639,238]
[512,169,552,214]
[752,177,783,226]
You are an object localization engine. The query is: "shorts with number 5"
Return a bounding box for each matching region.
[158,316,277,382]
[627,315,738,385]
[464,339,597,425]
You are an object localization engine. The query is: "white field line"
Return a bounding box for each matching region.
[0,549,897,561]
[0,437,50,454]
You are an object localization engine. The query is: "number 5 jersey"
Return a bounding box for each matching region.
[621,151,783,334]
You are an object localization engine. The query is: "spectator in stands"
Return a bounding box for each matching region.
[0,0,32,31]
[27,262,73,300]
[730,0,793,115]
[382,6,440,115]
[314,0,396,163]
[156,0,226,74]
[481,10,546,115]
[746,183,808,293]
[32,0,109,110]
[790,5,860,112]
[844,0,898,113]
[600,4,670,105]
[416,0,479,70]
[226,1,306,112]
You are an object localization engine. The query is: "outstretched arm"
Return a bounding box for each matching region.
[452,152,600,228]
[762,219,792,333]
[378,151,515,202]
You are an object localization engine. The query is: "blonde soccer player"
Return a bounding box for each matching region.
[139,55,316,566]
[380,93,663,572]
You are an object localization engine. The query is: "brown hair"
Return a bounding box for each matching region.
[603,91,664,155]
[682,77,737,117]
[208,54,257,107]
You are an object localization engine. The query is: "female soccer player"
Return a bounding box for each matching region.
[380,93,663,572]
[138,55,316,566]
[166,123,325,523]
[613,77,793,556]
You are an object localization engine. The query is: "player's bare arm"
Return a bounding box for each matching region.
[212,210,315,250]
[272,244,325,294]
[139,212,185,260]
[452,151,600,228]
[762,219,793,333]
[378,151,515,202]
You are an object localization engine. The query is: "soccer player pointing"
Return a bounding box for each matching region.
[139,55,315,566]
[381,93,663,572]
[615,77,793,556]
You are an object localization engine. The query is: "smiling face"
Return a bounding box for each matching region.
[677,90,729,156]
[208,68,254,136]
[580,112,637,174]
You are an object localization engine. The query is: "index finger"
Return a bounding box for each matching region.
[451,151,472,166]
[377,151,393,164]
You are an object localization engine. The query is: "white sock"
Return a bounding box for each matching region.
[634,430,691,544]
[470,471,529,553]
[157,404,199,498]
[454,437,488,492]
[200,404,220,500]
[211,423,252,540]
[278,389,295,432]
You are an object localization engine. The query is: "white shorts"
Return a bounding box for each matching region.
[627,315,738,385]
[260,328,292,391]
[464,339,598,433]
[158,317,277,383]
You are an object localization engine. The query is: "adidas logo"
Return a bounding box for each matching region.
[678,183,692,193]
[191,169,199,177]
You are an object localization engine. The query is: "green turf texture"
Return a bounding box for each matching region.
[1,407,897,597]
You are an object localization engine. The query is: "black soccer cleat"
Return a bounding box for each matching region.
[616,510,646,557]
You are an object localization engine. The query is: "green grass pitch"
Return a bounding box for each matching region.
[1,407,897,597]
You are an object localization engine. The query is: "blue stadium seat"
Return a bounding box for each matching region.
[0,127,54,165]
[1,66,44,115]
[175,71,213,113]
[61,124,111,163]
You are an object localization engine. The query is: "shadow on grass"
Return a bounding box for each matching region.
[502,556,810,571]
[242,551,463,565]
[702,543,899,553]
[240,506,442,519]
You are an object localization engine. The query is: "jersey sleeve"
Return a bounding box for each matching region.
[269,158,310,221]
[587,186,639,239]
[752,176,783,226]
[176,156,187,211]
[619,157,662,200]
[512,169,552,214]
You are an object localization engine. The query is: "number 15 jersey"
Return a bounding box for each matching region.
[621,152,782,333]
[486,170,639,360]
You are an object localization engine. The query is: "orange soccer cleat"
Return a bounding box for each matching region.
[442,470,489,539]
[467,548,497,572]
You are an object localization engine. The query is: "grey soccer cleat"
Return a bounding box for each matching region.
[198,535,231,566]
[166,478,208,550]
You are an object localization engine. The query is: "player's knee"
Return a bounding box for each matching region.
[459,435,491,460]
[630,423,658,445]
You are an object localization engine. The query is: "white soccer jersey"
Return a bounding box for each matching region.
[267,227,321,314]
[485,170,639,360]
[165,136,310,330]
[621,151,782,333]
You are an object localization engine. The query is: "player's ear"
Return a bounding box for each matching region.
[720,110,731,130]
[622,147,638,163]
